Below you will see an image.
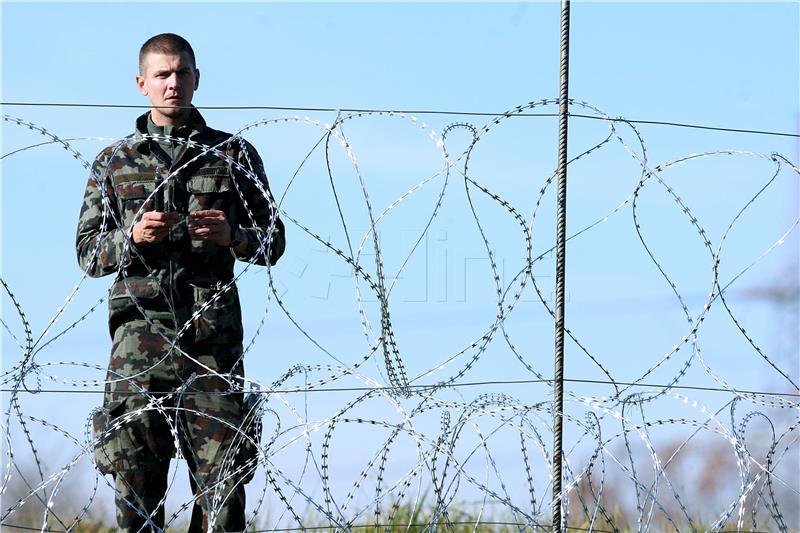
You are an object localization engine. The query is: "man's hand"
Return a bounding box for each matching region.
[188,210,231,246]
[132,211,180,245]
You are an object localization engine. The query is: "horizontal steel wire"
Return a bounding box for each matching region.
[2,377,799,398]
[0,520,775,533]
[1,101,797,138]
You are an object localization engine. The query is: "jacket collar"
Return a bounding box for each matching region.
[135,107,207,137]
[135,107,207,158]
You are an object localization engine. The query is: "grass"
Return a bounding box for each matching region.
[1,491,793,532]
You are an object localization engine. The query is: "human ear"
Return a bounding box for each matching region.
[136,74,148,96]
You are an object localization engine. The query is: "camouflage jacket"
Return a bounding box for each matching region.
[76,109,286,342]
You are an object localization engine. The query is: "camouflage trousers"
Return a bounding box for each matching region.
[95,319,249,532]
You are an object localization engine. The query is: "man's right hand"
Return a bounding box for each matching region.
[132,211,181,245]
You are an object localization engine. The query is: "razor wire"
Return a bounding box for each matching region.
[1,98,798,532]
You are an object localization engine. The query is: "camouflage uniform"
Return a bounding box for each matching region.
[77,109,285,532]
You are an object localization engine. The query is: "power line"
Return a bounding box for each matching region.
[1,101,798,138]
[3,377,798,398]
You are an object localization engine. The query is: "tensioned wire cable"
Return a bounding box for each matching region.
[3,378,798,398]
[1,101,798,138]
[0,520,776,533]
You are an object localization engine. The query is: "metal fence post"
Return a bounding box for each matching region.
[552,0,571,531]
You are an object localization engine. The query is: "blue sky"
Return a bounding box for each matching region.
[1,1,798,526]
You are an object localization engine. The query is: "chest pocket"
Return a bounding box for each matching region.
[186,169,233,214]
[115,180,156,227]
[186,169,234,254]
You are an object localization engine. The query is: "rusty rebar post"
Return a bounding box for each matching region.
[551,0,571,531]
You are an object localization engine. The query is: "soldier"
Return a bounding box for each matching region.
[76,33,285,531]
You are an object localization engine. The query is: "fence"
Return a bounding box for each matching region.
[1,91,798,531]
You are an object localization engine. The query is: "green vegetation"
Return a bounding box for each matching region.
[1,483,793,532]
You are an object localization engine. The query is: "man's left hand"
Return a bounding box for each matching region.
[188,210,231,246]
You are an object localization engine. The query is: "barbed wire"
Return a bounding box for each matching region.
[1,97,798,532]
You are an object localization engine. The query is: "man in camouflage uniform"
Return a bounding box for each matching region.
[76,33,285,531]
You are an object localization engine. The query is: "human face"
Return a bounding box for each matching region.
[136,51,199,126]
